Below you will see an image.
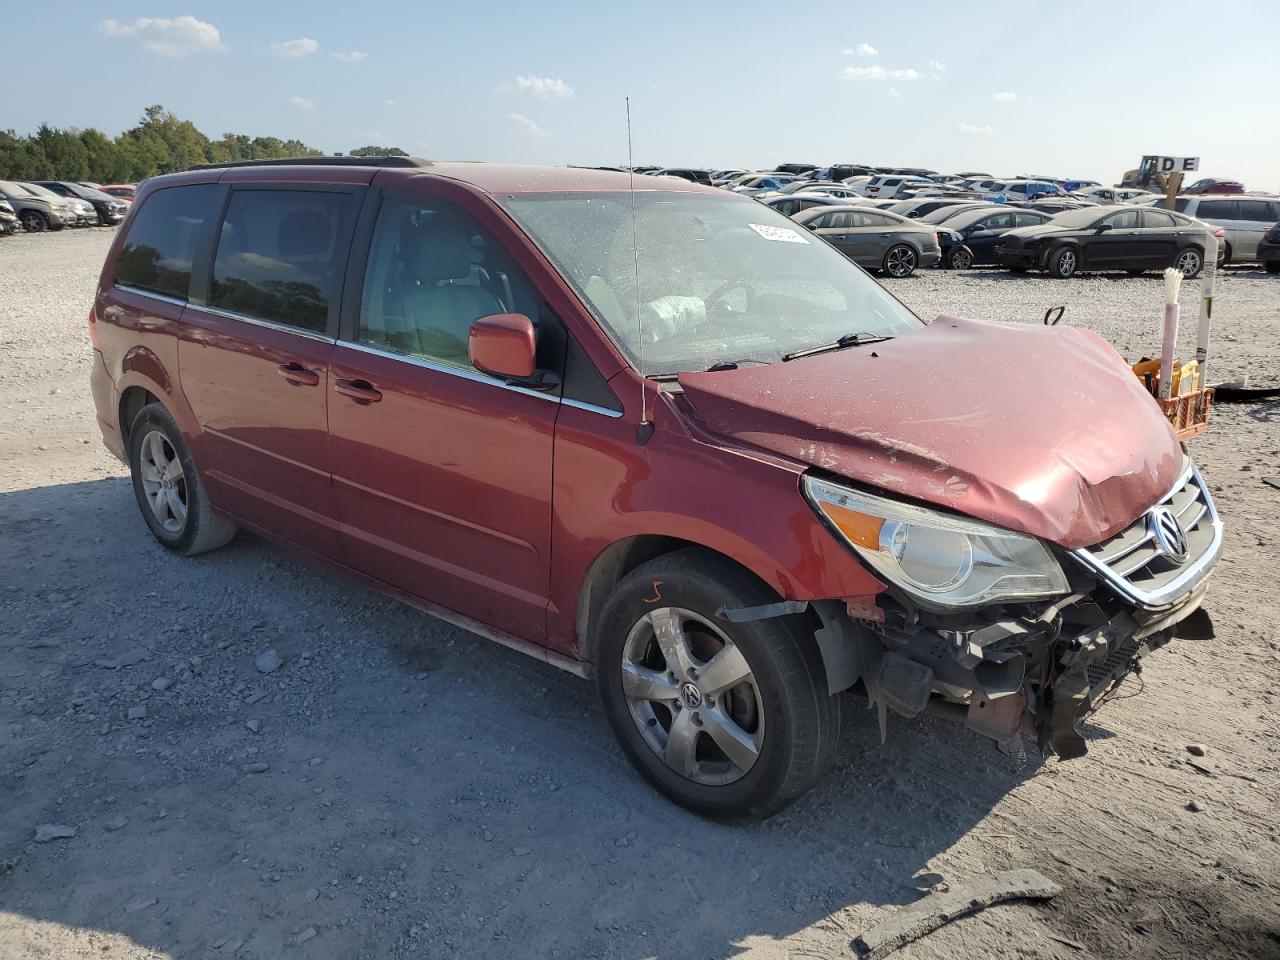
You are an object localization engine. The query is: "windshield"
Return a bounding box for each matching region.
[21,183,61,200]
[1048,207,1106,228]
[499,191,922,376]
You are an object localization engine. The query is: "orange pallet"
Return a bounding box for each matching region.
[1156,386,1214,440]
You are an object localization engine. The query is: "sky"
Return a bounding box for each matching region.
[6,0,1279,191]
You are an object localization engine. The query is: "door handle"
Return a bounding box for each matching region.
[277,362,320,387]
[334,378,383,404]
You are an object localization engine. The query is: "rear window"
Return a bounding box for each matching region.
[114,184,220,300]
[209,189,353,333]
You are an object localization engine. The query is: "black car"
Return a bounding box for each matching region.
[1014,198,1097,216]
[1259,223,1280,274]
[917,201,996,224]
[656,168,713,186]
[996,206,1219,279]
[32,180,128,225]
[887,197,983,220]
[938,207,1052,269]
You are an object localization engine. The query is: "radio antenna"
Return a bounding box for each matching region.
[627,97,654,444]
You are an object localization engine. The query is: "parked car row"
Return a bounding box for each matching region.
[0,179,132,234]
[628,163,1278,278]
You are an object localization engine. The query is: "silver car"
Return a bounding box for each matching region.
[1173,195,1280,262]
[0,180,71,231]
[794,205,942,277]
[21,182,94,225]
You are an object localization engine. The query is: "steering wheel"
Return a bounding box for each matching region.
[704,278,756,316]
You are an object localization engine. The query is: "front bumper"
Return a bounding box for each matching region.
[995,244,1043,269]
[815,461,1222,759]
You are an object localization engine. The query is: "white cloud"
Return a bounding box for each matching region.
[507,113,547,139]
[289,96,317,112]
[929,60,947,72]
[842,42,878,56]
[331,50,367,63]
[99,16,222,57]
[887,87,903,98]
[385,98,396,107]
[993,91,1018,102]
[956,121,994,136]
[499,75,574,99]
[272,37,318,58]
[839,65,920,81]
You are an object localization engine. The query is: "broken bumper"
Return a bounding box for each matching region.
[814,463,1223,759]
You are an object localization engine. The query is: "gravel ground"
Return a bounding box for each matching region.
[1,228,1277,960]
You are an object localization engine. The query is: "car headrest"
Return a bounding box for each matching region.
[277,208,333,259]
[412,215,476,282]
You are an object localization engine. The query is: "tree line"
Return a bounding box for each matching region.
[0,105,406,183]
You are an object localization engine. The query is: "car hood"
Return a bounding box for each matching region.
[676,316,1183,549]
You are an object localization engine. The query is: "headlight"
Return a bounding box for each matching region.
[804,476,1068,609]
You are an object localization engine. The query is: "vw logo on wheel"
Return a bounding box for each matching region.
[1148,506,1189,564]
[680,682,703,709]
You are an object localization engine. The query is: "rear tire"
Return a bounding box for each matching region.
[1175,247,1204,279]
[1049,246,1079,279]
[594,549,841,821]
[128,403,236,556]
[882,244,918,278]
[947,247,973,270]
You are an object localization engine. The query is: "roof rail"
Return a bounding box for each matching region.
[188,155,430,171]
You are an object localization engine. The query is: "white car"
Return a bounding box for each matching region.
[1068,186,1156,205]
[981,180,1063,203]
[858,175,936,199]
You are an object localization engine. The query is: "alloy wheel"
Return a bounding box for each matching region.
[1176,249,1202,277]
[620,607,764,786]
[138,429,188,534]
[950,248,972,270]
[1057,249,1077,277]
[886,246,917,277]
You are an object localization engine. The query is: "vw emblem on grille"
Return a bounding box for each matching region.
[1148,506,1189,564]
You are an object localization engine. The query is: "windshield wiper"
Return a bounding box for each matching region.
[782,332,894,362]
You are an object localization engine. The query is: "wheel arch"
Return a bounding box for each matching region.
[575,536,819,667]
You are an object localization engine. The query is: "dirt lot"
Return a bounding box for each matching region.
[1,228,1277,960]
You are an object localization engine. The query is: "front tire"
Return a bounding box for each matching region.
[947,247,973,270]
[20,210,47,233]
[594,550,841,820]
[1049,246,1079,278]
[128,403,236,556]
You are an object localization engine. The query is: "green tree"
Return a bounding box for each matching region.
[349,145,409,157]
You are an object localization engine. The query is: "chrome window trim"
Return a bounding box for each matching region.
[338,339,623,417]
[194,304,336,344]
[1070,462,1223,612]
[113,283,188,309]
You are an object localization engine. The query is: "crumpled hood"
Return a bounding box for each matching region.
[677,316,1184,549]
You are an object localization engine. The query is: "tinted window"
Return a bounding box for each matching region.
[115,184,220,299]
[981,213,1015,230]
[1014,211,1048,227]
[1196,200,1239,221]
[358,198,542,370]
[860,212,896,227]
[1236,199,1273,222]
[210,190,352,333]
[1103,210,1140,229]
[1142,210,1177,228]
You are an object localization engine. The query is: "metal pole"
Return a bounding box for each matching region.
[1196,234,1218,386]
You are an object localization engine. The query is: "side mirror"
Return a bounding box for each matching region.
[1095,222,1113,233]
[469,313,538,382]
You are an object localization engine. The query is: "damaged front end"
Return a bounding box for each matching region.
[806,460,1224,758]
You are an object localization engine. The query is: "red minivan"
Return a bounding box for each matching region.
[90,157,1223,819]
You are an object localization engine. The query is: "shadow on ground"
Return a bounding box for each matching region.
[1,477,1049,959]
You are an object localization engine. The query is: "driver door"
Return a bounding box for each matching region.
[1088,209,1141,268]
[327,188,564,641]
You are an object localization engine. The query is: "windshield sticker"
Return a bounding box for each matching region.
[749,223,809,244]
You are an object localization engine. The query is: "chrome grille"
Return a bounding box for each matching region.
[1071,462,1223,611]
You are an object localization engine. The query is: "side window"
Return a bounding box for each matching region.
[776,199,796,216]
[983,212,1015,230]
[115,184,220,299]
[210,190,352,333]
[860,212,894,227]
[358,197,542,371]
[1237,200,1269,222]
[1014,211,1046,227]
[1196,200,1238,221]
[806,213,829,229]
[1104,210,1140,229]
[1142,209,1177,228]
[1174,198,1192,213]
[1269,201,1280,222]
